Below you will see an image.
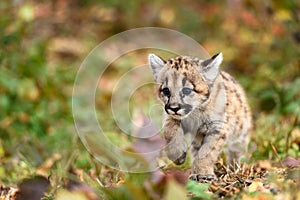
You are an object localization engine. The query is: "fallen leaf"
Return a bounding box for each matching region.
[153,168,190,197]
[165,169,189,185]
[247,181,265,193]
[163,179,188,200]
[282,157,300,168]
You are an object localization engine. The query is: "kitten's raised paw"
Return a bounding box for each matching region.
[173,152,186,165]
[165,138,188,165]
[189,174,217,183]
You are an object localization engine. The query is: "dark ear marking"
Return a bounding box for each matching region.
[201,58,212,67]
[211,53,221,60]
[155,54,166,64]
[200,53,223,82]
[201,53,221,67]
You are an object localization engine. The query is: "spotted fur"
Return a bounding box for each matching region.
[148,53,252,182]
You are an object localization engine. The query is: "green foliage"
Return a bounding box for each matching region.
[259,78,300,117]
[0,1,75,185]
[186,180,212,199]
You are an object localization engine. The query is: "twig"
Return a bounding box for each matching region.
[270,143,283,167]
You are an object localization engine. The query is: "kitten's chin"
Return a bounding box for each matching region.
[168,113,190,120]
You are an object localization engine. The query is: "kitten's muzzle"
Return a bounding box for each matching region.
[165,104,181,114]
[165,104,193,117]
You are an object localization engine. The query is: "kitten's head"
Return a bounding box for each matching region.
[148,53,223,119]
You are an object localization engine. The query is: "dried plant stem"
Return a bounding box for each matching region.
[270,143,283,167]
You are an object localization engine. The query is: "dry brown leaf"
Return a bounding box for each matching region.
[282,157,300,168]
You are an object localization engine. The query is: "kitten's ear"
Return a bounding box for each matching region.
[148,54,165,81]
[201,52,223,82]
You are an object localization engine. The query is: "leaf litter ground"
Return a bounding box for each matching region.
[2,159,300,200]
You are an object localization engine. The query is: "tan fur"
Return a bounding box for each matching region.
[148,53,252,182]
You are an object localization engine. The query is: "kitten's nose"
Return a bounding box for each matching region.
[169,106,181,113]
[166,104,181,113]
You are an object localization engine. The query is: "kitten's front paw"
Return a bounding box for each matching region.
[189,174,217,183]
[165,140,188,165]
[173,152,186,165]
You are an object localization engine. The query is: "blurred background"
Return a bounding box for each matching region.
[0,0,299,199]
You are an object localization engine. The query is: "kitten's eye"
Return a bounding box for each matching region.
[182,87,192,95]
[162,87,171,96]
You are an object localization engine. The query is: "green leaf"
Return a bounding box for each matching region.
[186,180,212,199]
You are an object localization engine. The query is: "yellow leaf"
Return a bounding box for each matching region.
[55,189,89,200]
[163,179,188,200]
